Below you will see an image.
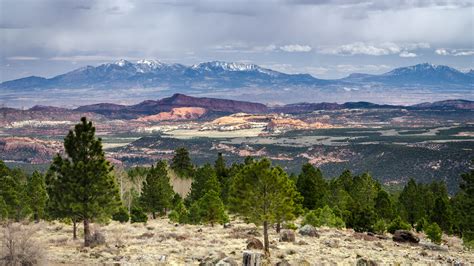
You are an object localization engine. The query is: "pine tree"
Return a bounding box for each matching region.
[374,190,393,220]
[187,164,218,204]
[296,163,327,210]
[430,196,452,233]
[214,153,231,203]
[49,117,121,246]
[457,166,474,242]
[229,158,301,254]
[26,171,48,222]
[0,196,8,221]
[140,160,174,219]
[0,175,30,221]
[171,147,194,178]
[197,190,228,226]
[399,178,424,226]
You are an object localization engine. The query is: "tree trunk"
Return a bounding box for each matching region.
[84,219,91,247]
[263,220,270,255]
[73,220,77,240]
[152,212,156,219]
[276,222,281,233]
[34,212,39,223]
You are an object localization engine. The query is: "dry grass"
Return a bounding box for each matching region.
[1,219,473,265]
[0,222,45,265]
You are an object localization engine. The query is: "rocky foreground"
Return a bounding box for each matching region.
[2,218,473,265]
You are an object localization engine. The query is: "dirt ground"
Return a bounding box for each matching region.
[1,218,473,265]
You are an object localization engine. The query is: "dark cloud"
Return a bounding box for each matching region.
[0,0,472,81]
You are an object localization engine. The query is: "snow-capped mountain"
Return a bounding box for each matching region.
[0,61,472,107]
[342,63,472,85]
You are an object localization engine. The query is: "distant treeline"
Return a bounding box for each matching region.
[0,118,472,253]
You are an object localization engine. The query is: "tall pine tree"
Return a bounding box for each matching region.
[171,147,194,178]
[49,117,121,246]
[229,158,300,254]
[296,163,327,210]
[26,171,48,222]
[140,160,174,218]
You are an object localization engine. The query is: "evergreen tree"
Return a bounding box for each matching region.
[430,196,452,233]
[296,163,327,210]
[197,190,228,226]
[171,147,194,178]
[49,117,121,246]
[374,190,393,220]
[229,158,300,254]
[456,166,474,243]
[215,153,231,203]
[425,222,442,244]
[140,160,174,218]
[187,164,218,204]
[26,171,48,222]
[0,196,8,221]
[399,178,424,226]
[0,175,30,221]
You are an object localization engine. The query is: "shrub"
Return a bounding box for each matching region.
[415,217,427,233]
[112,207,130,223]
[88,231,106,248]
[130,207,148,223]
[387,216,411,234]
[1,223,44,265]
[168,210,180,223]
[303,206,345,229]
[463,237,474,250]
[425,222,442,244]
[373,219,387,235]
[283,222,298,230]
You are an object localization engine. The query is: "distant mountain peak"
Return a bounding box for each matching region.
[113,59,132,67]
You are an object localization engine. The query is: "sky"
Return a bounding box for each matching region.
[0,0,473,82]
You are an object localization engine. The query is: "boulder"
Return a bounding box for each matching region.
[276,259,291,266]
[392,230,420,244]
[200,251,227,266]
[298,225,319,237]
[246,237,264,250]
[356,258,378,266]
[216,257,238,266]
[324,239,339,248]
[242,251,262,266]
[280,230,296,242]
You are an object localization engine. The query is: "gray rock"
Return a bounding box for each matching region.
[216,257,238,266]
[324,239,339,248]
[200,251,227,266]
[246,237,264,250]
[392,230,419,244]
[298,225,319,237]
[276,259,291,266]
[356,258,378,266]
[280,230,296,242]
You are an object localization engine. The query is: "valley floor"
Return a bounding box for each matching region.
[2,218,473,265]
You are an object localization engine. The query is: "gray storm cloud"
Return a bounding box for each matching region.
[0,0,472,81]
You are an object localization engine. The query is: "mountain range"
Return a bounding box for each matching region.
[1,60,473,107]
[2,93,472,120]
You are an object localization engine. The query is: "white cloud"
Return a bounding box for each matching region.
[435,48,449,55]
[454,50,474,56]
[435,48,474,56]
[7,56,40,61]
[399,51,417,58]
[279,44,312,52]
[49,55,140,61]
[319,42,431,56]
